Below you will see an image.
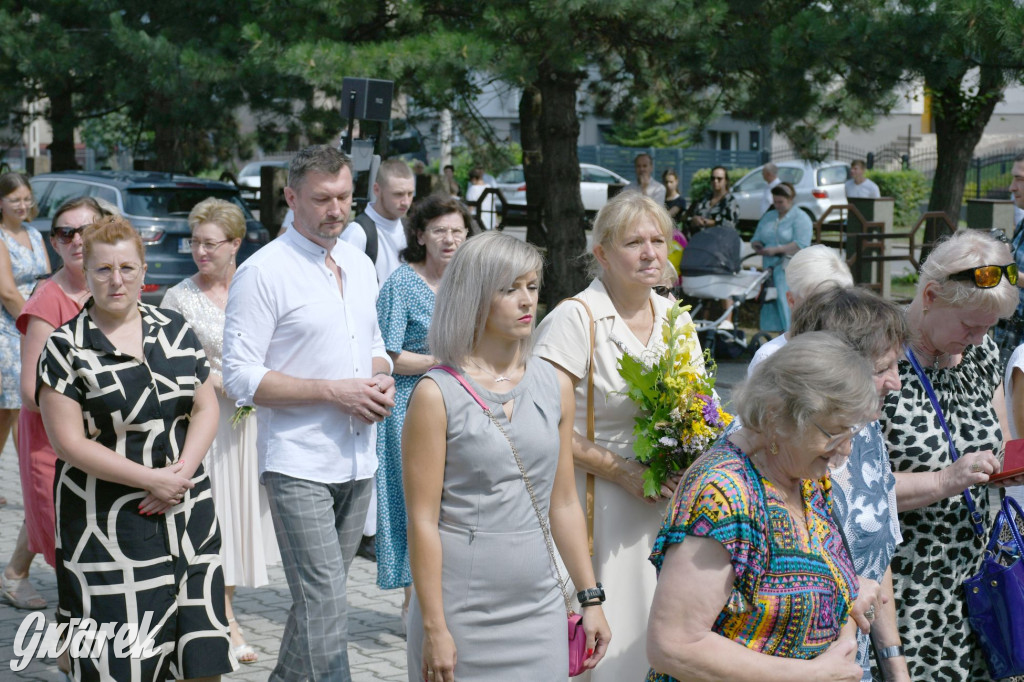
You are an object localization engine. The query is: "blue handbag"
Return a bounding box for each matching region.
[963,495,1024,679]
[907,347,1024,678]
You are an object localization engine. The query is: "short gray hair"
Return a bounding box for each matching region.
[786,244,854,300]
[791,286,908,363]
[288,145,352,190]
[586,191,673,278]
[916,229,1018,317]
[733,331,877,436]
[429,232,544,366]
[763,162,778,176]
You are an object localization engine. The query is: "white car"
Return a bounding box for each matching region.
[731,160,849,225]
[495,163,629,216]
[236,159,290,204]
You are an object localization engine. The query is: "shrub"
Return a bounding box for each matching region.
[688,167,751,202]
[867,169,930,229]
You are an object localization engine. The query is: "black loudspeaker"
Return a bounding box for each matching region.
[340,78,394,122]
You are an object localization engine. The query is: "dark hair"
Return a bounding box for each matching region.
[443,164,455,172]
[662,168,678,183]
[851,159,868,170]
[400,195,473,263]
[710,165,730,190]
[0,172,37,221]
[771,182,796,199]
[51,197,109,235]
[790,286,908,363]
[469,166,485,182]
[288,145,352,190]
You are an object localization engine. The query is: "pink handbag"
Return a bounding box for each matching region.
[433,365,589,677]
[567,613,587,676]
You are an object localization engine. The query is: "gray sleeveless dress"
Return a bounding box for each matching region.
[406,361,567,680]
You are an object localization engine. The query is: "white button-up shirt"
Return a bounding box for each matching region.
[222,227,389,484]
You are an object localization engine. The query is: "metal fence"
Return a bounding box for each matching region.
[577,145,763,196]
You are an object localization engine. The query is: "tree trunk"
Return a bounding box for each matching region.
[518,84,546,247]
[537,61,587,309]
[926,71,1003,241]
[152,95,182,172]
[46,88,77,171]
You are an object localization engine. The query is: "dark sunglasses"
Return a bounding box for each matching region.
[52,226,87,244]
[948,263,1018,288]
[652,285,673,298]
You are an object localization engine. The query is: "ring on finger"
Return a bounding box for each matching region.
[970,462,984,473]
[865,604,876,621]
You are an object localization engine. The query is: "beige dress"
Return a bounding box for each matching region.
[535,278,690,681]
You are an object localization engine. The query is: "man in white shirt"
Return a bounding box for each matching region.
[630,152,666,205]
[845,159,881,199]
[223,145,395,682]
[760,162,781,216]
[341,158,415,284]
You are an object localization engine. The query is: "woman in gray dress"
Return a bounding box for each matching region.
[404,232,611,682]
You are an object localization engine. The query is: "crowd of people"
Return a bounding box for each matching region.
[2,148,1024,682]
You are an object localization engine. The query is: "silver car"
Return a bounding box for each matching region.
[731,160,849,225]
[495,163,629,216]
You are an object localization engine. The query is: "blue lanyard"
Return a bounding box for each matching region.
[904,346,986,538]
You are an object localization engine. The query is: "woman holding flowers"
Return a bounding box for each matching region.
[646,332,875,682]
[535,191,701,680]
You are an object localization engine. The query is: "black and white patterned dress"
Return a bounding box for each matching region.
[880,335,1018,681]
[38,302,235,681]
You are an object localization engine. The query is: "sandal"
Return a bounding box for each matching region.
[1,574,47,610]
[228,617,258,664]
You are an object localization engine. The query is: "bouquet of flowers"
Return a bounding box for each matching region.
[618,303,732,497]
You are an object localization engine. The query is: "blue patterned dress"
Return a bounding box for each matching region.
[0,225,47,408]
[375,264,436,589]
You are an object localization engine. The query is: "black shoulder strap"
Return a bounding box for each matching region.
[354,212,378,263]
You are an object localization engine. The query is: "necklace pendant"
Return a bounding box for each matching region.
[494,376,511,383]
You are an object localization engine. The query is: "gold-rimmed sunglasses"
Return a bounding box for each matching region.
[948,263,1018,288]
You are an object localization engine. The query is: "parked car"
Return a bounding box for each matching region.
[236,159,290,205]
[731,161,850,227]
[495,163,629,217]
[29,171,269,303]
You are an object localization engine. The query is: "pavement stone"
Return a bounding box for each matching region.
[0,359,749,681]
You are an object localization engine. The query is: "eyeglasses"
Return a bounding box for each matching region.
[88,263,142,282]
[426,226,467,239]
[652,285,672,297]
[811,420,864,450]
[3,197,34,208]
[52,226,88,244]
[948,263,1018,288]
[187,238,231,252]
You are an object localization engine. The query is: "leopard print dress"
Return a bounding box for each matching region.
[881,336,1022,681]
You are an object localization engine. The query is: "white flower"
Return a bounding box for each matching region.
[659,436,679,447]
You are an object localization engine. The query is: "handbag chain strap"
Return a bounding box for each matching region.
[904,346,986,537]
[431,364,574,615]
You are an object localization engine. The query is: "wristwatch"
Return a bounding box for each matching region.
[876,645,904,660]
[576,583,605,605]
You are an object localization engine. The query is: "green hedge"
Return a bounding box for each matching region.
[866,169,930,229]
[688,167,752,202]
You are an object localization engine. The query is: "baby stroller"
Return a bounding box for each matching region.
[677,226,774,359]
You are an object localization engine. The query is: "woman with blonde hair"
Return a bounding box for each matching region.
[40,216,233,680]
[535,191,700,679]
[162,197,279,664]
[881,230,1024,679]
[405,231,610,681]
[0,173,48,515]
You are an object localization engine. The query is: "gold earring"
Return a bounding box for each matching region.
[769,441,778,456]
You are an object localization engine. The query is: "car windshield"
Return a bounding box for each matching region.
[777,168,805,185]
[818,166,849,186]
[124,188,254,219]
[496,168,525,184]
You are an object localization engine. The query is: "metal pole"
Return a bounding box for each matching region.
[344,92,357,154]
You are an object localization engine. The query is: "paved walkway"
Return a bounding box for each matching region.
[0,360,748,681]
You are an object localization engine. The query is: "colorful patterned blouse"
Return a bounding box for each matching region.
[646,438,858,681]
